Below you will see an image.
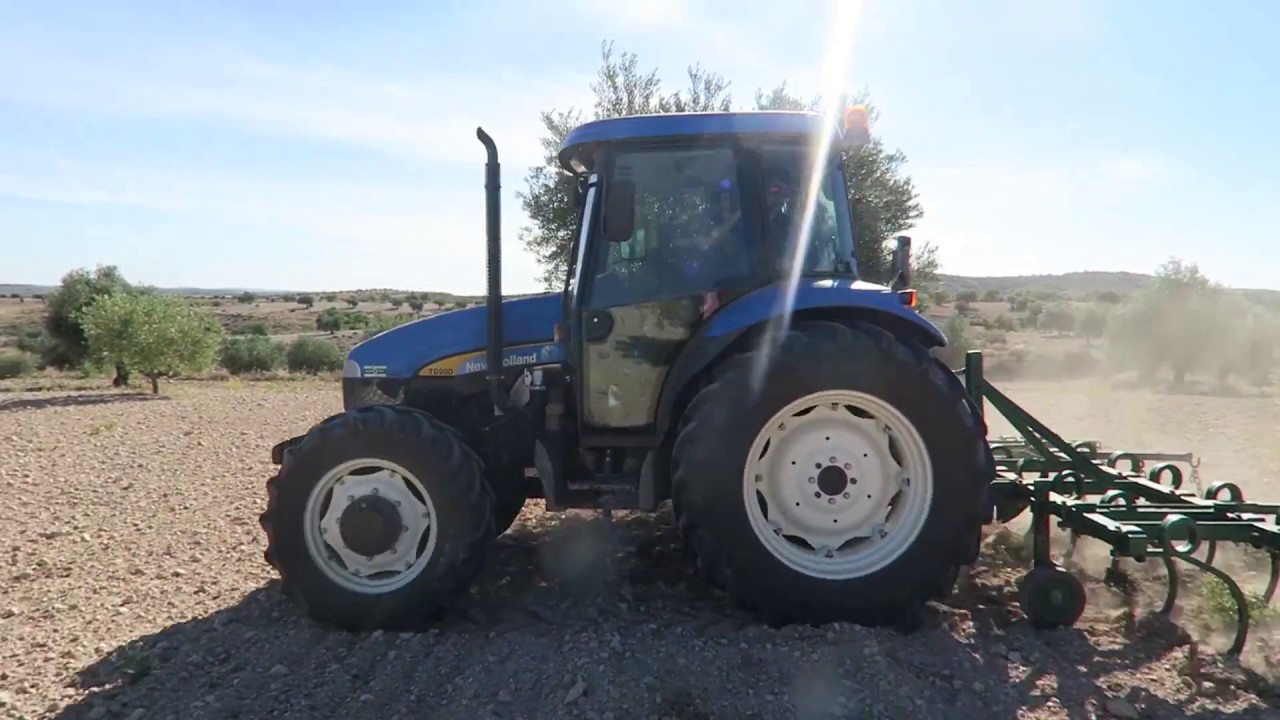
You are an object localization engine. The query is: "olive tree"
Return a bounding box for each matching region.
[80,292,224,394]
[518,41,932,289]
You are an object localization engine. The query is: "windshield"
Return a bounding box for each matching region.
[754,141,856,277]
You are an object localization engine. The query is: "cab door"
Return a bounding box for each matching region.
[575,142,758,432]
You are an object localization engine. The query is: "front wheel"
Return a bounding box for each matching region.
[672,320,989,626]
[260,405,495,631]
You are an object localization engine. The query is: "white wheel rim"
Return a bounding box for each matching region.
[742,389,934,580]
[302,458,438,594]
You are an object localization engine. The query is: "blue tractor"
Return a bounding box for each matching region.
[259,108,995,632]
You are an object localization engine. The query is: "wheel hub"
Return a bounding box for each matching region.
[743,390,934,580]
[816,465,852,496]
[338,494,403,557]
[306,464,436,593]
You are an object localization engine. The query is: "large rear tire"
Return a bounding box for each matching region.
[671,320,989,626]
[260,405,495,631]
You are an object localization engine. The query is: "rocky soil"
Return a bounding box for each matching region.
[1,380,1279,720]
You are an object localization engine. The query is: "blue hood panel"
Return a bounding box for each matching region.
[347,292,564,378]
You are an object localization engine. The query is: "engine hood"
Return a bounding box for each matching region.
[344,292,563,379]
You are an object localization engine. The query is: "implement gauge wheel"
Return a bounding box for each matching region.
[671,320,990,627]
[260,405,495,631]
[1018,564,1087,630]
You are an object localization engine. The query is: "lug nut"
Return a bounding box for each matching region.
[843,492,851,499]
[808,477,816,484]
[829,456,837,464]
[813,491,821,498]
[843,463,852,470]
[827,498,836,505]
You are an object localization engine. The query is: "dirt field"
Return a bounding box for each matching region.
[2,378,1279,719]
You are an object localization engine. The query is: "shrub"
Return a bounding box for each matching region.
[286,337,343,374]
[221,336,287,374]
[931,315,974,369]
[993,314,1017,332]
[0,351,33,379]
[362,313,415,340]
[15,326,52,361]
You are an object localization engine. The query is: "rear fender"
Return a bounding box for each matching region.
[654,282,947,438]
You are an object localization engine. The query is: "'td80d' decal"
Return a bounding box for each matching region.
[417,343,563,377]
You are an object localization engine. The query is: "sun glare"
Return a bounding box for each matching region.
[749,0,864,393]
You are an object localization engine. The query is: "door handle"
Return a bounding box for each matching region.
[584,309,614,343]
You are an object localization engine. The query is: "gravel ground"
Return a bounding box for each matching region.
[2,380,1279,720]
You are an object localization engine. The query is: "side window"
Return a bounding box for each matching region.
[586,146,751,309]
[758,145,854,275]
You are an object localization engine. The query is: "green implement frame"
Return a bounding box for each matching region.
[962,351,1280,656]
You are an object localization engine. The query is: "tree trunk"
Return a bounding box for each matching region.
[149,375,160,394]
[112,363,131,388]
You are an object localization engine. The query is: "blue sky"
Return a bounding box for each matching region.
[2,0,1277,294]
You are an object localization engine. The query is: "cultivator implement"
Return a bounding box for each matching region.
[963,351,1280,656]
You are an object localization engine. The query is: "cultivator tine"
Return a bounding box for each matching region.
[961,351,1280,657]
[1265,554,1280,605]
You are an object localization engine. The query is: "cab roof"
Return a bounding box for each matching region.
[557,110,833,173]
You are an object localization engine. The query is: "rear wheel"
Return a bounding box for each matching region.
[260,405,494,631]
[672,320,989,626]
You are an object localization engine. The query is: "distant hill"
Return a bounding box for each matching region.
[5,271,1279,305]
[935,271,1155,297]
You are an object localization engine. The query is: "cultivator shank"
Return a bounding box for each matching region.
[964,351,1280,655]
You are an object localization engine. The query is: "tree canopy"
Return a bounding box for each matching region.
[79,292,224,393]
[517,41,935,291]
[1106,258,1279,387]
[43,264,135,368]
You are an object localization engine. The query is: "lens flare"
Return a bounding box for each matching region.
[748,0,865,393]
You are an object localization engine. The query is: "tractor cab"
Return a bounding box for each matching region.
[560,110,868,318]
[546,109,922,459]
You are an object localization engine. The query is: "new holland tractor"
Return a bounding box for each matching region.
[258,107,1280,647]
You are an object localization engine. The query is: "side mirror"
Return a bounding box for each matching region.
[603,178,636,243]
[890,235,911,291]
